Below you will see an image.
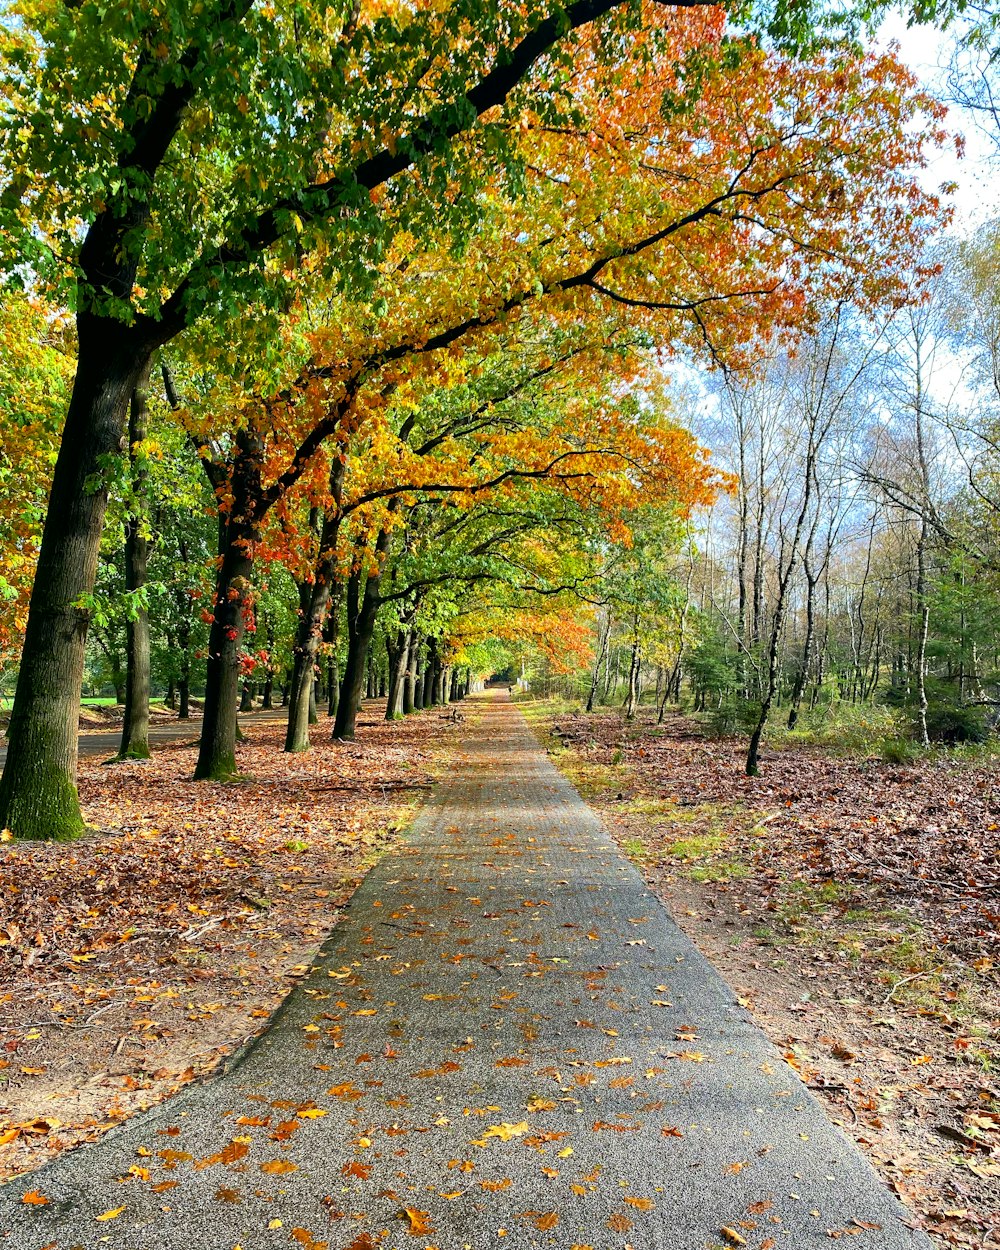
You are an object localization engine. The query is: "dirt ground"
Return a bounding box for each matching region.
[524,701,1000,1250]
[0,701,465,1180]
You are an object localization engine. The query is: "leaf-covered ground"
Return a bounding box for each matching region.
[525,702,1000,1250]
[0,703,460,1180]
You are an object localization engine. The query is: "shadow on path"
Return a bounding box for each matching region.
[0,694,931,1249]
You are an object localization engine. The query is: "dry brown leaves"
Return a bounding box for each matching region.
[539,706,1000,1250]
[0,703,455,1179]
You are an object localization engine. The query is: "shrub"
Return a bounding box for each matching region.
[925,701,989,745]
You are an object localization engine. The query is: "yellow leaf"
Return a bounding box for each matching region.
[721,1229,748,1246]
[96,1206,126,1221]
[483,1121,529,1142]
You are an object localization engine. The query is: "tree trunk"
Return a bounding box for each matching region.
[334,570,374,740]
[194,430,263,781]
[787,573,818,730]
[325,581,342,719]
[421,639,435,709]
[624,640,641,720]
[385,629,410,720]
[195,534,254,779]
[0,323,152,840]
[404,635,419,714]
[915,520,931,746]
[308,675,318,724]
[366,650,376,700]
[178,677,190,721]
[287,471,345,754]
[117,362,153,760]
[333,517,394,740]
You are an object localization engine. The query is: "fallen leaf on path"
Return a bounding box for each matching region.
[260,1159,297,1174]
[401,1207,433,1234]
[483,1121,529,1141]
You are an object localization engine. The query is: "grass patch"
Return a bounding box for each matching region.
[768,703,906,756]
[688,859,750,882]
[618,796,677,818]
[667,831,727,860]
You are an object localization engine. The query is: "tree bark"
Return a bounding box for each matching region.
[385,628,410,720]
[286,469,346,750]
[421,639,436,709]
[404,635,419,714]
[0,323,154,839]
[117,361,154,760]
[194,428,263,781]
[624,639,641,720]
[587,610,611,712]
[325,581,342,719]
[333,517,395,740]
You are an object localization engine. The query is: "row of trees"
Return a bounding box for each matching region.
[547,223,1000,773]
[0,0,969,836]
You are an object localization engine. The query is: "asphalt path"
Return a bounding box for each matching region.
[0,694,932,1249]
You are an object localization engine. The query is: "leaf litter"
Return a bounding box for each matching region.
[537,704,1000,1249]
[0,704,455,1179]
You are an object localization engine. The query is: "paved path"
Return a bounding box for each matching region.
[0,696,930,1249]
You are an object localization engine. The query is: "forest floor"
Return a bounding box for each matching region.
[521,699,1000,1250]
[0,701,464,1181]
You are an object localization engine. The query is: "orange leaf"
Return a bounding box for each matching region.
[402,1208,433,1235]
[260,1159,298,1175]
[291,1230,328,1250]
[21,1190,48,1206]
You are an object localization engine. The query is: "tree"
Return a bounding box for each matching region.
[2,0,698,836]
[0,294,70,672]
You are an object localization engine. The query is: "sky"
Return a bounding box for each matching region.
[878,10,999,232]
